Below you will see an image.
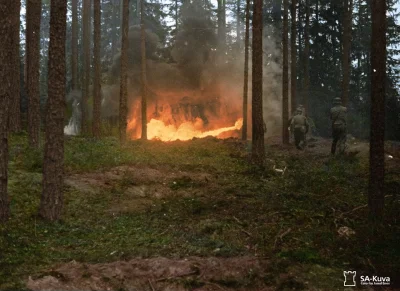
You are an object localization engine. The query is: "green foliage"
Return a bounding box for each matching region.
[1,135,399,289]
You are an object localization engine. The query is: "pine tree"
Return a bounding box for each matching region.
[242,0,250,140]
[71,0,78,90]
[282,0,289,144]
[9,0,22,133]
[40,0,67,221]
[141,0,148,140]
[341,0,353,107]
[302,0,310,115]
[26,0,42,148]
[81,0,90,135]
[92,0,102,138]
[290,0,297,113]
[236,0,241,51]
[251,0,265,164]
[0,0,16,222]
[119,0,129,143]
[111,0,118,60]
[368,0,386,222]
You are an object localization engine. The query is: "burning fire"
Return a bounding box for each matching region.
[128,117,243,142]
[127,91,242,142]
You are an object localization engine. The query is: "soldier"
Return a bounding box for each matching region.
[330,97,347,155]
[290,108,309,150]
[288,105,305,139]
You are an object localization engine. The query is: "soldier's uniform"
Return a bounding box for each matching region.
[330,97,347,155]
[290,109,309,150]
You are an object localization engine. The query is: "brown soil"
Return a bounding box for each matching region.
[65,164,216,214]
[27,256,272,291]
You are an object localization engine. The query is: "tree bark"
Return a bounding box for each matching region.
[92,0,101,138]
[119,0,129,143]
[282,0,289,144]
[141,0,147,140]
[217,0,226,57]
[0,0,15,222]
[303,0,310,116]
[369,0,386,222]
[71,0,78,90]
[9,0,22,133]
[242,0,250,140]
[40,0,67,221]
[111,0,118,60]
[175,0,179,31]
[81,0,90,135]
[341,0,353,107]
[26,0,42,148]
[251,0,265,164]
[290,0,297,114]
[236,0,241,52]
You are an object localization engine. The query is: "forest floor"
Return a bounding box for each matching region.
[1,133,399,290]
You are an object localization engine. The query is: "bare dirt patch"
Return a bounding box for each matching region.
[27,256,272,291]
[65,165,216,213]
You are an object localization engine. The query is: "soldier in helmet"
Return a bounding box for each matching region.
[330,97,347,155]
[290,108,309,150]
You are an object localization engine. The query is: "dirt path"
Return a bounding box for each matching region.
[27,257,272,291]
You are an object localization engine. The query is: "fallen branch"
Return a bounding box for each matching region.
[339,204,367,218]
[155,270,198,282]
[233,216,243,225]
[148,279,155,291]
[240,228,252,237]
[274,228,292,249]
[205,281,227,290]
[232,216,252,237]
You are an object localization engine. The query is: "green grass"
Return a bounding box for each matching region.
[1,132,399,290]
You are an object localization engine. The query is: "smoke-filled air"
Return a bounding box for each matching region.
[1,0,400,289]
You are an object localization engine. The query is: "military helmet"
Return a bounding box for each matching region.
[333,97,342,105]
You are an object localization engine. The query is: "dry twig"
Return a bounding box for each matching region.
[148,279,155,291]
[155,270,198,282]
[274,228,292,249]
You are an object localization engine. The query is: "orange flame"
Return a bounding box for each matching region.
[145,118,243,141]
[127,92,242,141]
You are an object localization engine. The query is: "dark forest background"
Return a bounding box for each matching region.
[17,0,400,140]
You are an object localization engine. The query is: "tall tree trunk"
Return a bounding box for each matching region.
[297,6,302,96]
[175,0,178,32]
[303,0,310,115]
[251,0,265,164]
[217,0,226,56]
[282,0,289,144]
[9,0,22,133]
[26,0,42,148]
[81,0,90,135]
[92,0,101,138]
[236,0,240,52]
[40,0,67,221]
[119,0,129,143]
[111,0,118,60]
[72,0,78,90]
[140,0,147,140]
[369,0,386,222]
[290,0,297,113]
[0,0,16,222]
[341,0,353,107]
[242,0,250,140]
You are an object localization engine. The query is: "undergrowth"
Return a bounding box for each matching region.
[0,133,399,289]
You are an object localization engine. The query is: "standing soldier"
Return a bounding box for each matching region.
[330,97,347,155]
[290,108,309,150]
